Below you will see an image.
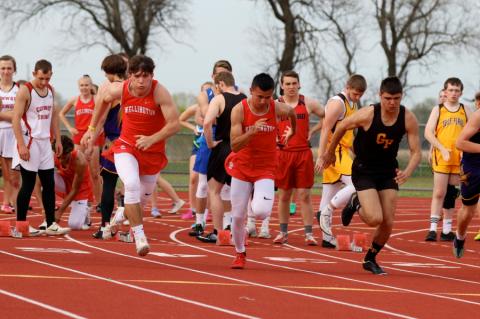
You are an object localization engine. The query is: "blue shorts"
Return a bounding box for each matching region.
[193,135,211,174]
[191,134,201,156]
[460,161,480,206]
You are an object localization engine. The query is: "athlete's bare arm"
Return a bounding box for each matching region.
[180,103,198,133]
[194,106,204,127]
[197,90,210,120]
[395,110,421,185]
[230,102,256,152]
[314,98,346,173]
[59,97,78,136]
[424,105,450,161]
[51,94,63,157]
[321,106,374,170]
[56,152,87,220]
[135,84,180,151]
[12,85,30,161]
[81,81,122,150]
[275,101,297,144]
[204,95,225,149]
[305,96,324,140]
[456,109,480,153]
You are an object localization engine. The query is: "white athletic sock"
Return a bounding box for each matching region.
[196,212,204,225]
[131,224,145,241]
[223,212,232,229]
[203,209,209,224]
[430,216,440,232]
[261,216,270,231]
[442,219,453,234]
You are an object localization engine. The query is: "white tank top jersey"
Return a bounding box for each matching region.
[23,83,54,139]
[0,82,18,129]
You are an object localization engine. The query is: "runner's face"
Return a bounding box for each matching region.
[438,90,447,104]
[445,84,462,104]
[32,70,52,89]
[281,76,299,97]
[129,71,153,94]
[380,92,402,113]
[475,99,480,109]
[0,60,15,82]
[346,88,364,103]
[250,87,273,109]
[78,78,92,96]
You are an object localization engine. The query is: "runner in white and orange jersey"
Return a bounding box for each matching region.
[12,59,69,236]
[60,75,103,207]
[82,55,180,256]
[226,73,296,269]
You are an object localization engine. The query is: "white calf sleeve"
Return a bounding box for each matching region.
[68,199,89,229]
[140,174,159,207]
[115,153,141,204]
[251,179,275,220]
[319,183,341,211]
[331,184,355,209]
[196,173,208,199]
[220,184,231,201]
[230,177,253,253]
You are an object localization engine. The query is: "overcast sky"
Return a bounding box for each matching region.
[3,0,479,108]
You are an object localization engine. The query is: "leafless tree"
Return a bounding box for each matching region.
[373,0,479,88]
[0,0,188,57]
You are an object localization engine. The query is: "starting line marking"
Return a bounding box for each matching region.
[263,257,336,264]
[149,252,206,258]
[16,247,90,254]
[384,262,460,269]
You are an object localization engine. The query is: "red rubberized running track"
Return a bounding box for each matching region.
[0,192,478,318]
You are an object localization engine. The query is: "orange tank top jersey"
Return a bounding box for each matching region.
[119,80,166,153]
[277,95,309,151]
[55,150,93,201]
[74,96,95,131]
[226,99,277,181]
[433,104,467,166]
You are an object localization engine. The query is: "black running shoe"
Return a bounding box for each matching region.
[92,228,103,239]
[440,231,455,242]
[196,232,217,243]
[453,236,465,258]
[425,230,437,242]
[362,260,387,275]
[96,204,102,213]
[321,240,336,249]
[341,193,359,226]
[188,224,204,237]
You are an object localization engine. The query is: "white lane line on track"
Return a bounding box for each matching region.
[0,288,86,319]
[0,250,259,319]
[171,228,480,307]
[386,228,480,269]
[285,227,480,286]
[66,235,416,319]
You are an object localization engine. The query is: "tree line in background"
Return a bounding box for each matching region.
[1,0,478,118]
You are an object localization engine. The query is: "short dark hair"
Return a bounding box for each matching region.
[281,70,299,84]
[212,60,232,74]
[128,55,155,75]
[444,77,463,91]
[101,54,128,78]
[0,55,17,72]
[346,74,367,92]
[251,73,274,91]
[214,71,235,87]
[59,135,74,155]
[380,76,403,95]
[475,92,480,101]
[34,59,52,73]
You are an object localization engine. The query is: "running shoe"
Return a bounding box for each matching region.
[319,210,333,237]
[440,231,455,242]
[321,238,337,249]
[92,227,103,239]
[453,236,465,258]
[474,231,480,241]
[362,260,386,275]
[135,236,150,256]
[289,202,296,215]
[273,232,288,244]
[151,207,162,218]
[29,225,43,237]
[103,207,125,240]
[1,204,13,214]
[258,228,271,239]
[196,232,217,243]
[425,230,437,242]
[38,220,47,231]
[231,252,247,269]
[181,209,195,220]
[341,193,360,226]
[305,233,318,246]
[45,222,70,236]
[169,199,186,214]
[188,224,204,237]
[246,220,257,238]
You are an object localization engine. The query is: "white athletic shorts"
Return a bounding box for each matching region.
[12,137,54,172]
[0,128,14,158]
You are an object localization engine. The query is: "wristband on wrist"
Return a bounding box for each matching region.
[88,125,96,131]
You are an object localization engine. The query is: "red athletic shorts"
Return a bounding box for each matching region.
[107,139,168,175]
[73,130,105,147]
[225,152,276,183]
[275,150,314,189]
